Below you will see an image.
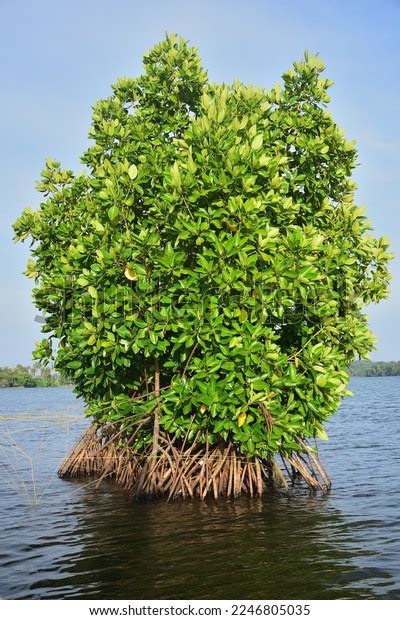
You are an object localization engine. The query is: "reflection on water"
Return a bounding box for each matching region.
[0,379,399,600]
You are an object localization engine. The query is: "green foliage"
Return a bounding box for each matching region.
[13,35,393,458]
[349,360,400,376]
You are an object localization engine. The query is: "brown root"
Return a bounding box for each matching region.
[58,427,331,499]
[278,436,332,494]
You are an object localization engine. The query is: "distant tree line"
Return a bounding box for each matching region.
[1,360,397,387]
[0,364,70,388]
[349,360,400,377]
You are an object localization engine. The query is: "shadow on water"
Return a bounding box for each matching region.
[21,484,388,600]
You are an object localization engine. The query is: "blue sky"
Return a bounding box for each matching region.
[1,0,399,365]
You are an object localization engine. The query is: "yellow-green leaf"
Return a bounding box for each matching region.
[316,374,327,387]
[315,427,328,441]
[258,154,270,167]
[239,308,248,322]
[124,267,137,281]
[251,134,263,150]
[128,164,138,180]
[171,162,181,190]
[92,219,105,233]
[107,206,119,221]
[238,412,247,427]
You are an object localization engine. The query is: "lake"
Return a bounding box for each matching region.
[0,378,399,600]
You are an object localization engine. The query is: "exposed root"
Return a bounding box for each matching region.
[58,427,331,499]
[58,425,104,478]
[278,438,332,494]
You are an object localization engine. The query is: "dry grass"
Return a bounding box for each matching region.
[0,410,83,506]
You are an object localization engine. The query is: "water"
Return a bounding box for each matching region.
[0,378,399,600]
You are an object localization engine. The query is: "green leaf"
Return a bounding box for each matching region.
[67,361,81,369]
[316,375,327,387]
[92,220,105,232]
[128,164,138,180]
[252,379,269,391]
[239,308,248,322]
[315,427,328,441]
[107,206,119,221]
[117,325,131,339]
[88,286,97,299]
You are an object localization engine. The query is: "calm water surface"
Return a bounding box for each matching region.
[0,378,399,600]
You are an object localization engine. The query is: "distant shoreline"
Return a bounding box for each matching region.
[0,384,74,389]
[0,365,71,389]
[349,360,400,377]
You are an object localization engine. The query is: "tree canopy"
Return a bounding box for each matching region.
[14,34,392,460]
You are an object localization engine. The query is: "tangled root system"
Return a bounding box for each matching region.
[58,425,331,499]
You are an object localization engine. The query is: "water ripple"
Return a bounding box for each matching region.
[0,380,399,599]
